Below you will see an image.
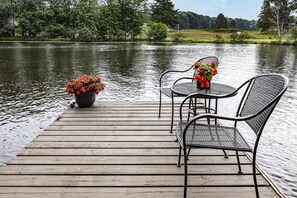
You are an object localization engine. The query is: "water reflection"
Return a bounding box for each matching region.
[256,45,289,73]
[0,42,296,197]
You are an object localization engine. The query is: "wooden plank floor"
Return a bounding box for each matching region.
[0,101,284,198]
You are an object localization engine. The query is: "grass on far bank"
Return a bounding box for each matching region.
[167,29,296,45]
[1,29,296,45]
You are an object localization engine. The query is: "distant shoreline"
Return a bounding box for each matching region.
[0,29,296,45]
[0,39,295,45]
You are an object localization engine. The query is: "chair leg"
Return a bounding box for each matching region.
[236,151,242,174]
[253,152,260,198]
[170,96,174,133]
[187,98,192,122]
[183,146,188,198]
[158,90,162,118]
[186,146,192,160]
[223,150,229,158]
[177,146,182,167]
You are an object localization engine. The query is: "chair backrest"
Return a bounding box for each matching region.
[198,56,220,66]
[238,74,289,135]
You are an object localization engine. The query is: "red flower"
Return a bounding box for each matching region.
[80,76,86,83]
[204,80,210,88]
[80,87,86,92]
[194,74,201,82]
[201,75,207,82]
[199,67,205,73]
[194,61,199,68]
[66,82,72,87]
[66,74,105,96]
[212,69,218,76]
[88,84,95,90]
[211,61,217,66]
[66,87,74,94]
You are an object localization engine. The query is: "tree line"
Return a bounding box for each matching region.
[0,0,280,42]
[0,0,150,41]
[178,12,257,30]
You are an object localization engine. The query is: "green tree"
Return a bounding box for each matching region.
[187,12,200,29]
[257,0,297,39]
[100,0,147,40]
[0,0,16,37]
[151,0,178,28]
[229,19,237,29]
[118,0,148,39]
[148,22,168,41]
[215,13,228,29]
[16,0,46,37]
[257,0,274,32]
[178,11,189,29]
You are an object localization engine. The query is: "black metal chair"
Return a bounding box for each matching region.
[176,74,289,198]
[158,56,220,120]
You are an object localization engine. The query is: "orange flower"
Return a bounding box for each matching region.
[76,90,80,95]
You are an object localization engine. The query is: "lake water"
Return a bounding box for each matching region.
[0,42,296,197]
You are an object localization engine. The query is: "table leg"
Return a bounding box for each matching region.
[170,92,174,133]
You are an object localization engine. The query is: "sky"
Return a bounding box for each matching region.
[172,0,262,20]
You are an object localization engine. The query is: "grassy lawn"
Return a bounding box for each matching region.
[167,29,295,44]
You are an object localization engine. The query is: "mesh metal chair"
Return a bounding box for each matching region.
[158,56,220,120]
[176,74,289,198]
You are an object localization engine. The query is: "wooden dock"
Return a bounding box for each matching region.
[0,101,284,198]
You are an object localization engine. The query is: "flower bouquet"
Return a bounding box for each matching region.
[193,60,218,89]
[66,74,105,107]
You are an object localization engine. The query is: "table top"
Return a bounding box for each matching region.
[171,81,236,98]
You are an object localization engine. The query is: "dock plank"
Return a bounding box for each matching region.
[0,101,283,197]
[0,187,279,198]
[9,156,250,165]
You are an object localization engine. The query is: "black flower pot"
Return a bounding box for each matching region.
[74,91,96,107]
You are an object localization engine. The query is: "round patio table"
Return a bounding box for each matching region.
[169,81,237,130]
[171,81,236,98]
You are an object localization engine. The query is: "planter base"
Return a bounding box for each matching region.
[74,91,96,107]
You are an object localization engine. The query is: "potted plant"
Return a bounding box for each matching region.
[66,74,105,107]
[193,60,218,89]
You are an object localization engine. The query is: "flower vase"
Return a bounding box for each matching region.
[74,91,96,107]
[196,80,211,89]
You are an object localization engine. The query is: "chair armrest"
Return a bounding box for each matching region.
[189,113,250,123]
[173,77,194,85]
[159,65,194,88]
